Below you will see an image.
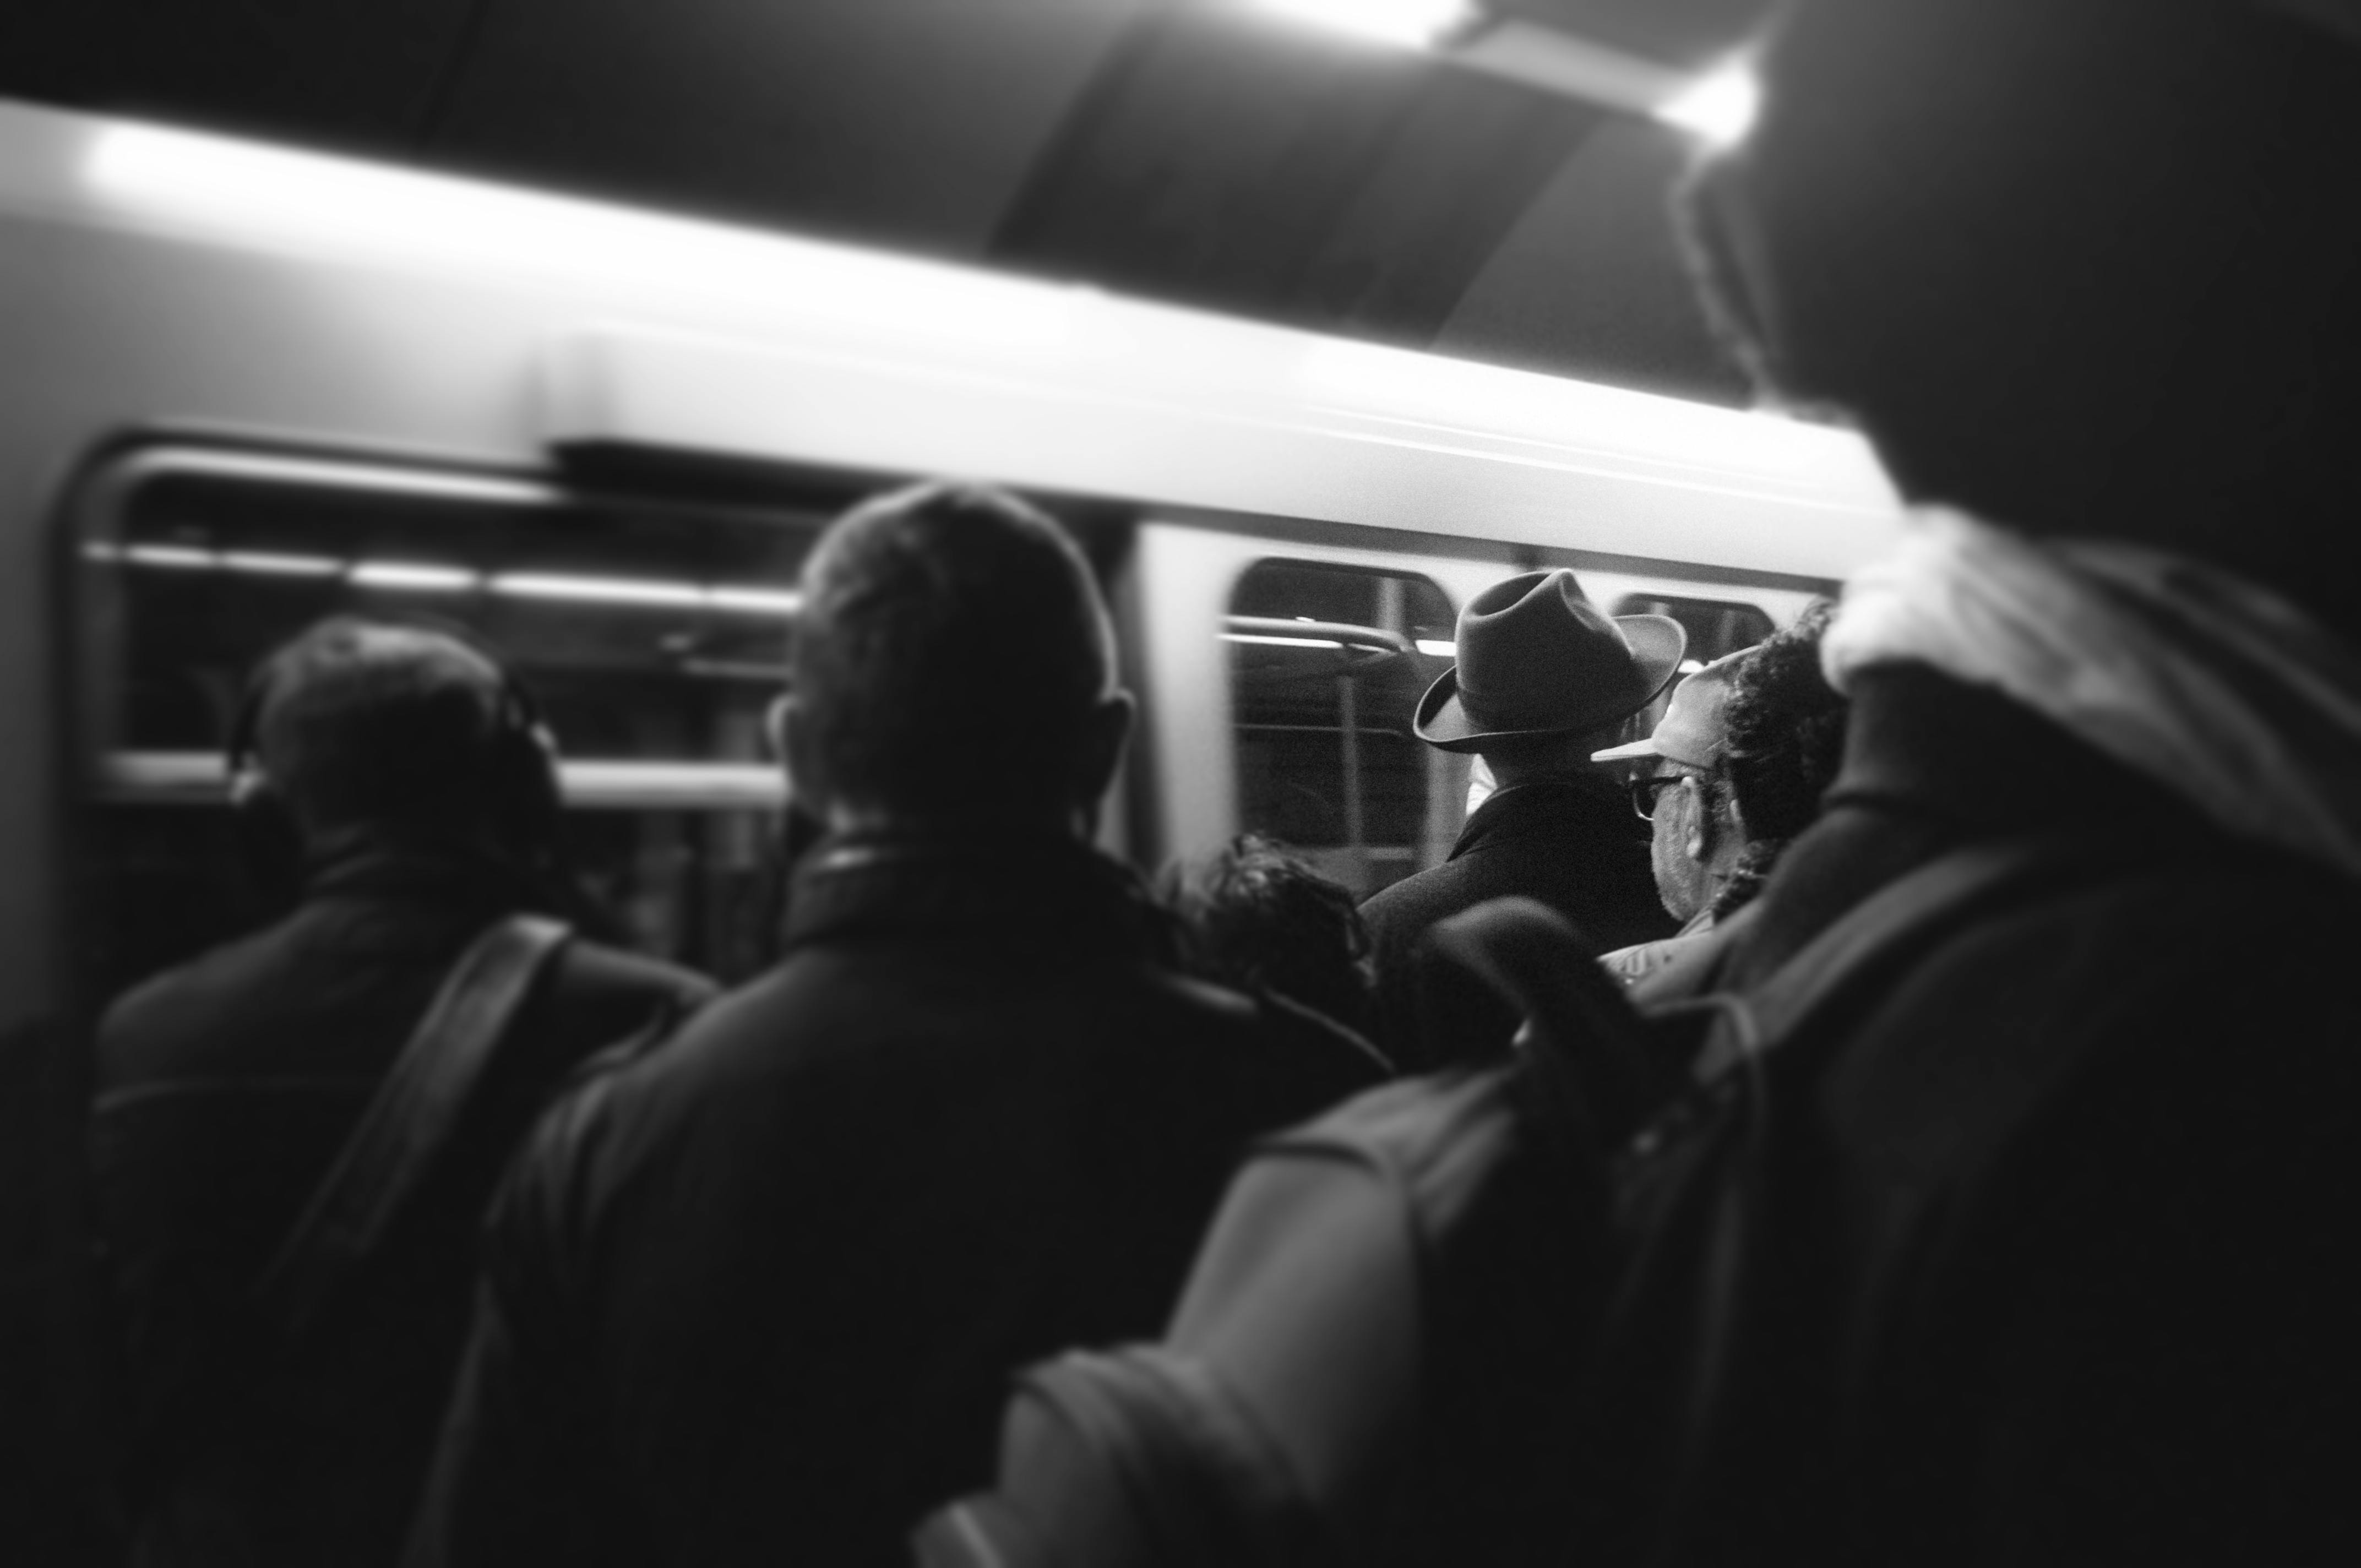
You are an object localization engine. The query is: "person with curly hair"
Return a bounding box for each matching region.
[1160,834,1383,1047]
[1593,602,1847,988]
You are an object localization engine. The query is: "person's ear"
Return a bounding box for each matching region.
[764,693,791,771]
[1683,776,1716,863]
[1071,689,1136,809]
[774,692,828,821]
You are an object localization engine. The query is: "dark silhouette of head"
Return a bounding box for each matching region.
[1160,834,1377,1039]
[1684,0,2361,635]
[781,481,1132,836]
[233,616,559,855]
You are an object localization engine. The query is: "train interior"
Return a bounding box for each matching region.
[76,446,1794,1009]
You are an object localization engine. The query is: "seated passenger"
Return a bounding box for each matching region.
[1594,602,1846,988]
[404,482,1386,1568]
[1358,570,1684,1070]
[89,618,715,1568]
[1160,832,1384,1045]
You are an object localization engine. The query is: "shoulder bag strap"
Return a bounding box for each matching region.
[1683,833,2147,1081]
[251,913,572,1339]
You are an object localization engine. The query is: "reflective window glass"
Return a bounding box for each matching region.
[79,451,830,997]
[1225,560,1459,900]
[1609,593,1776,668]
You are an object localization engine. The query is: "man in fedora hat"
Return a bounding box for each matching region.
[1358,568,1685,1070]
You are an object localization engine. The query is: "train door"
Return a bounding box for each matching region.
[70,445,833,1005]
[1123,519,1823,899]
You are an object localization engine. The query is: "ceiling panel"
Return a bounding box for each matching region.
[432,0,1149,259]
[3,0,1774,401]
[1436,118,1749,402]
[991,10,1597,344]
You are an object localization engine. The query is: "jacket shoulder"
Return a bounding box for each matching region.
[1358,861,1472,945]
[93,916,316,1087]
[546,938,717,1013]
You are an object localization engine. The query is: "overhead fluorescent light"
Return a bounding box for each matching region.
[99,751,790,811]
[107,543,799,614]
[1450,20,1683,115]
[491,572,705,608]
[1416,639,1457,657]
[220,550,340,575]
[705,587,803,616]
[491,573,801,614]
[123,543,215,569]
[1279,10,1761,149]
[349,560,478,591]
[1252,0,1476,49]
[1223,633,1347,650]
[1653,61,1761,148]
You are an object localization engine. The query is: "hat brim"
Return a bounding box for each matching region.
[1413,614,1688,753]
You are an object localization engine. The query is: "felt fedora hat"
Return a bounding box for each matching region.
[1413,570,1686,753]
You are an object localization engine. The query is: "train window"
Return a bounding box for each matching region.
[77,451,829,1001]
[1225,560,1461,900]
[1609,594,1776,668]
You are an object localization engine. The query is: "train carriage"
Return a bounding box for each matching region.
[0,99,1898,1023]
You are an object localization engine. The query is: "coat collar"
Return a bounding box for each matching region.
[300,829,539,913]
[1821,662,2193,836]
[1450,770,1633,861]
[1716,663,2210,992]
[784,830,1184,963]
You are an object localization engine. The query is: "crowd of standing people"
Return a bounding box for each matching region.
[79,0,2361,1563]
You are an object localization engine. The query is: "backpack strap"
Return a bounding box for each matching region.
[1679,832,2143,1085]
[1622,832,2156,1541]
[250,914,571,1338]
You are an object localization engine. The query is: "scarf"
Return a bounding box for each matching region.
[1820,507,2361,878]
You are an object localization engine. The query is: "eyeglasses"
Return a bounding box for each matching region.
[1629,772,1695,821]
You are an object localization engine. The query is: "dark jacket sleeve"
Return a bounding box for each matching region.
[403,1090,645,1568]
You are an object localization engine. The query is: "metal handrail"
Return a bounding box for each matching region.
[1221,616,1413,655]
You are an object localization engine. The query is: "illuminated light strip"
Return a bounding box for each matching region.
[1415,640,1457,657]
[1223,633,1347,650]
[1653,64,1761,149]
[492,573,705,608]
[220,550,340,575]
[349,561,478,591]
[706,587,802,616]
[96,542,801,614]
[1252,0,1475,49]
[492,574,799,614]
[1451,21,1684,115]
[97,751,787,810]
[124,543,215,569]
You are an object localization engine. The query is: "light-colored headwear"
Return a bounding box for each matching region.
[1592,650,1749,771]
[1821,507,2361,878]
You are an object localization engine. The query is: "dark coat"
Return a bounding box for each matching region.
[1359,772,1674,1071]
[404,832,1388,1568]
[1591,664,2361,1567]
[90,839,714,1568]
